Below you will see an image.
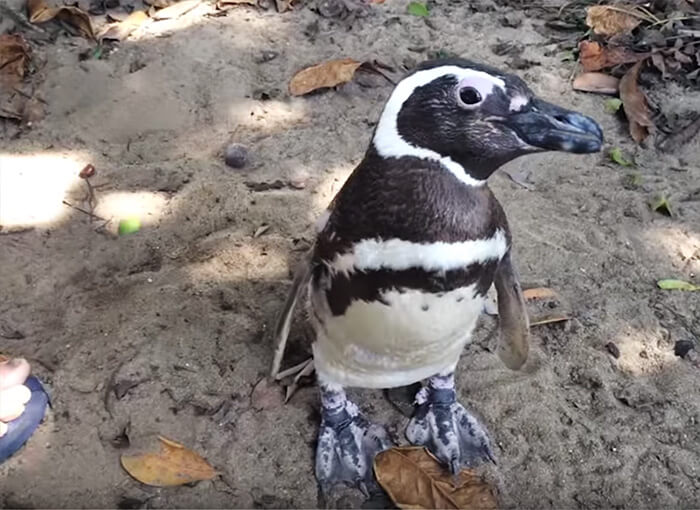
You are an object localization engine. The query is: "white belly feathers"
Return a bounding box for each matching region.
[310,231,508,389]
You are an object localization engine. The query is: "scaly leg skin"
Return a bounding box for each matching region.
[406,372,495,474]
[315,383,393,495]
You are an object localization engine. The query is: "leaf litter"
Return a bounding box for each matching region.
[98,11,149,42]
[619,61,653,143]
[550,1,700,146]
[374,446,498,510]
[572,72,620,95]
[289,58,395,96]
[289,58,363,96]
[120,435,217,487]
[27,0,95,39]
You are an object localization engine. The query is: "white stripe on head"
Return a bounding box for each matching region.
[330,229,508,274]
[373,65,506,187]
[509,94,529,112]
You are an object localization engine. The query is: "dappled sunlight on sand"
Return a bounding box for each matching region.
[185,242,290,284]
[229,100,309,135]
[0,151,89,229]
[642,226,700,275]
[93,191,170,230]
[310,163,354,211]
[613,326,678,376]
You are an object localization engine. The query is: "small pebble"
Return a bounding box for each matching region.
[674,340,694,358]
[255,50,278,64]
[605,342,620,359]
[224,143,248,169]
[289,170,310,190]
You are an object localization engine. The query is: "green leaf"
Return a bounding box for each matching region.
[609,147,632,166]
[407,2,429,16]
[118,217,141,235]
[650,195,673,217]
[560,51,575,62]
[657,279,700,291]
[92,45,104,60]
[604,98,622,113]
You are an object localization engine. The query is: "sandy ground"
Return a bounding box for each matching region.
[1,0,700,507]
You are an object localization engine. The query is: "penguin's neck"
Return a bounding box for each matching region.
[326,147,509,246]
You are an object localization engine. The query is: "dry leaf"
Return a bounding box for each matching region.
[27,0,95,39]
[217,0,258,7]
[98,10,148,41]
[120,435,216,487]
[651,52,668,79]
[275,0,293,12]
[522,287,558,300]
[0,34,30,89]
[579,41,648,72]
[586,5,642,36]
[144,0,175,7]
[151,0,201,20]
[572,72,620,95]
[374,447,498,510]
[530,314,570,327]
[289,58,363,96]
[619,61,653,143]
[253,224,270,238]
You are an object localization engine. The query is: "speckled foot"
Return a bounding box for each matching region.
[406,373,495,474]
[315,384,393,494]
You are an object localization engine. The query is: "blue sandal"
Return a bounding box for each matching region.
[0,376,50,463]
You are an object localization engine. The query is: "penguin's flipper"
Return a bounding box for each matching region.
[493,249,530,370]
[270,253,313,379]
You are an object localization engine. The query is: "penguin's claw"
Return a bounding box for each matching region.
[315,401,393,494]
[406,387,494,473]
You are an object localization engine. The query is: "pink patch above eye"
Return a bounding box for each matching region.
[457,75,498,103]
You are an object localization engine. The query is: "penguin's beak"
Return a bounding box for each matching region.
[503,98,603,154]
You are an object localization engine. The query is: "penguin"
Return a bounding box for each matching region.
[270,58,603,493]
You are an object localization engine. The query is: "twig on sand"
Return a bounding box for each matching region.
[62,200,106,222]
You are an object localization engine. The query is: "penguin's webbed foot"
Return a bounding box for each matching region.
[316,399,393,495]
[406,374,494,474]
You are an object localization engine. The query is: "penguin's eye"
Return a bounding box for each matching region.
[458,87,482,106]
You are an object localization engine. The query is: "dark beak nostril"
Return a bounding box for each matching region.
[554,115,569,124]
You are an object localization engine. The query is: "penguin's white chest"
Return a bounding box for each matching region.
[312,283,485,388]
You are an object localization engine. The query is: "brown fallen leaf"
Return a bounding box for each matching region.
[522,287,558,300]
[650,52,668,80]
[579,41,648,72]
[144,0,175,6]
[27,0,95,39]
[151,0,201,20]
[374,447,498,510]
[572,72,620,95]
[619,61,653,143]
[586,5,642,36]
[217,0,258,7]
[98,10,148,41]
[275,0,295,12]
[289,58,363,96]
[0,34,30,88]
[530,314,570,327]
[120,435,217,487]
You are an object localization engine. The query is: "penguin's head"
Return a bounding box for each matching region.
[372,58,603,183]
